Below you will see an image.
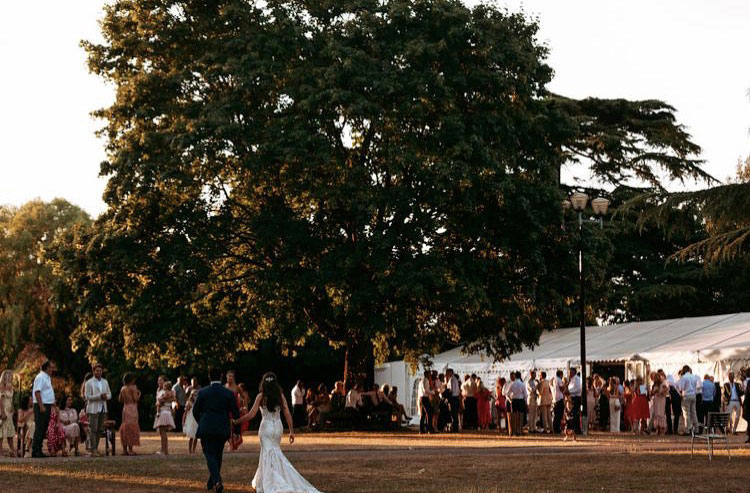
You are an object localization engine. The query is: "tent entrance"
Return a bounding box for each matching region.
[591,362,625,381]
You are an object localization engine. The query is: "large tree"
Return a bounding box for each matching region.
[74,0,705,380]
[0,199,91,375]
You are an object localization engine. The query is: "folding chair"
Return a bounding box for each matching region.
[691,412,730,461]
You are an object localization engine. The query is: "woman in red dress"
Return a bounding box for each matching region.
[632,376,651,434]
[46,402,67,456]
[623,380,635,432]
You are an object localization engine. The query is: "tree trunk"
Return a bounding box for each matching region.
[343,339,374,392]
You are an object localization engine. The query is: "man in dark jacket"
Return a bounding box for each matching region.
[192,368,241,493]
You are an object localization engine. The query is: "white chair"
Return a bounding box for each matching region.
[691,411,730,461]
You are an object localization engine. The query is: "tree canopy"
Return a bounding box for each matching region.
[73,0,706,378]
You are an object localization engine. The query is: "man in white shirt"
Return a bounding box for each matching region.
[31,361,56,458]
[445,369,460,433]
[526,371,540,433]
[461,374,478,430]
[508,371,527,436]
[291,380,306,428]
[84,363,112,456]
[676,365,699,434]
[417,371,435,434]
[568,368,582,434]
[553,370,565,434]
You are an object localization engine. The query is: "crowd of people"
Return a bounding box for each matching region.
[1,361,749,459]
[414,365,750,441]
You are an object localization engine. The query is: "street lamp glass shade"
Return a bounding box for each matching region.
[570,192,589,211]
[591,197,610,216]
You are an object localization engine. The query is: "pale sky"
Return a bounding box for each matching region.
[1,1,748,217]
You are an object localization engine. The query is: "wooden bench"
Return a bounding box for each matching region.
[691,412,730,461]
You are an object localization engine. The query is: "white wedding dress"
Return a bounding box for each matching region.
[252,406,322,493]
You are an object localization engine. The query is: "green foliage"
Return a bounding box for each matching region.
[0,199,91,374]
[74,0,705,374]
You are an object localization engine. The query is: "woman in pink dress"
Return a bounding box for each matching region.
[47,403,67,456]
[623,380,634,431]
[119,373,141,455]
[632,376,651,434]
[650,372,668,435]
[476,379,491,430]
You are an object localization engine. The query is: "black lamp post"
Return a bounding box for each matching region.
[563,192,609,436]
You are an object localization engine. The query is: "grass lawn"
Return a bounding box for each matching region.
[1,431,748,492]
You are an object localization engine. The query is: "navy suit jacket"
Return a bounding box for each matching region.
[192,382,240,439]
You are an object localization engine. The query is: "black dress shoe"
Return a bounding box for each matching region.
[214,483,224,493]
[31,453,49,458]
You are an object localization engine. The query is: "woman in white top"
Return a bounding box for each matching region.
[605,377,621,433]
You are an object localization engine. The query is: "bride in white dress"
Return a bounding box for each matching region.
[233,372,322,493]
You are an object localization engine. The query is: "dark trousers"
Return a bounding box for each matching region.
[32,403,51,456]
[174,407,184,433]
[669,388,681,434]
[553,399,564,434]
[696,394,704,424]
[665,396,672,433]
[292,404,305,428]
[571,395,582,434]
[201,436,227,489]
[419,397,434,433]
[449,396,460,432]
[463,397,477,430]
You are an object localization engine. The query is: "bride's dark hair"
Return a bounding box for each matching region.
[260,372,282,412]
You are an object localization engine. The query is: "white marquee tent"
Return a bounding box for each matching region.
[375,312,750,417]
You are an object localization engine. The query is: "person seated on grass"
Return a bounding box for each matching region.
[306,387,319,428]
[16,396,34,457]
[46,402,68,457]
[59,395,81,456]
[345,383,362,414]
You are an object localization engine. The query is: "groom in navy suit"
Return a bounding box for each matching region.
[192,368,241,493]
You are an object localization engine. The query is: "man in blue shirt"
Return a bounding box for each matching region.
[700,375,715,425]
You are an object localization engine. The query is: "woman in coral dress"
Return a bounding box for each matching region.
[59,396,81,455]
[632,376,651,434]
[650,372,668,435]
[119,373,141,455]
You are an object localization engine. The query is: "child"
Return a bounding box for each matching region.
[563,397,577,442]
[153,380,176,455]
[183,390,199,454]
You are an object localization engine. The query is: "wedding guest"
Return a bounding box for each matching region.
[31,360,56,458]
[84,363,112,456]
[172,376,188,433]
[586,377,596,430]
[664,370,681,434]
[526,371,540,433]
[183,390,199,454]
[46,401,67,456]
[331,381,346,412]
[186,376,201,397]
[742,368,750,443]
[305,387,318,427]
[494,377,508,434]
[345,383,361,412]
[567,368,582,434]
[508,371,527,436]
[562,397,576,442]
[154,379,176,454]
[291,380,306,428]
[238,383,251,434]
[461,374,478,431]
[17,396,34,457]
[225,370,242,450]
[631,377,650,435]
[59,395,81,455]
[552,370,565,434]
[676,365,699,434]
[78,408,89,449]
[430,372,442,431]
[118,372,141,455]
[388,387,411,424]
[650,373,668,435]
[476,380,491,430]
[723,372,744,434]
[595,374,608,431]
[605,377,621,432]
[538,372,553,433]
[0,370,16,457]
[445,369,460,433]
[700,374,715,424]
